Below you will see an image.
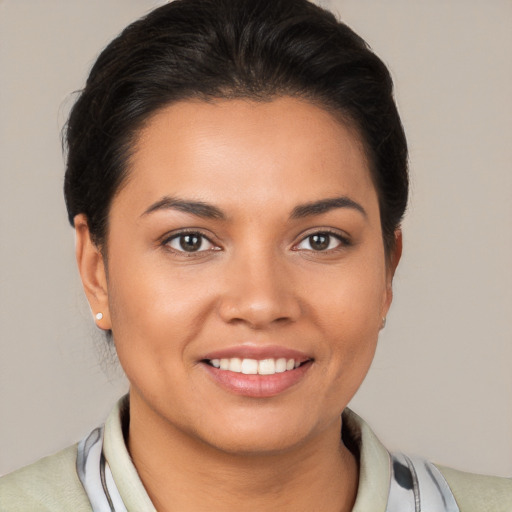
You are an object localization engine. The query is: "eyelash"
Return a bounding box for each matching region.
[161,229,220,255]
[161,228,351,256]
[292,229,351,253]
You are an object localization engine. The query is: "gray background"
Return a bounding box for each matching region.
[1,0,511,477]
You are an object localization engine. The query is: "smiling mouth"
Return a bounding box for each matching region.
[200,347,314,397]
[204,357,309,376]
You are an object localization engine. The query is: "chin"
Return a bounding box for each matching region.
[200,425,308,456]
[187,405,329,456]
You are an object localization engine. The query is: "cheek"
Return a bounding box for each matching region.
[105,252,216,363]
[106,264,216,403]
[312,255,387,338]
[307,252,387,391]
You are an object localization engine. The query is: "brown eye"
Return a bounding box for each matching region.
[309,233,330,251]
[296,232,345,252]
[167,232,215,253]
[180,234,202,251]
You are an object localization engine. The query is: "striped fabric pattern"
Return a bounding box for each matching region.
[387,452,460,512]
[76,427,127,512]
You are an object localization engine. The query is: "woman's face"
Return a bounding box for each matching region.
[80,97,398,454]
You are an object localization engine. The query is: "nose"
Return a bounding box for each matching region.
[217,249,301,330]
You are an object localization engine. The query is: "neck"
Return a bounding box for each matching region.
[127,391,358,512]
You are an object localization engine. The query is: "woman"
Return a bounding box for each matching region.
[1,0,510,510]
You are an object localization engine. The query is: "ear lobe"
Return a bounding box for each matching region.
[74,214,112,330]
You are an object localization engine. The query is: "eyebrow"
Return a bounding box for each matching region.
[141,194,366,221]
[290,196,367,219]
[141,196,226,220]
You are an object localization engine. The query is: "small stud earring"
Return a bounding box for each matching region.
[381,317,386,329]
[95,312,103,321]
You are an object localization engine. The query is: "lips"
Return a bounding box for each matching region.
[200,345,313,398]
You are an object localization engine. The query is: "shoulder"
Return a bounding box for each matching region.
[436,464,512,512]
[344,408,512,511]
[0,444,92,512]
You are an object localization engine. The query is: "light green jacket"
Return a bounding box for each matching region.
[1,399,511,511]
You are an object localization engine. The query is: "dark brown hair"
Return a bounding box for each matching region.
[64,0,408,255]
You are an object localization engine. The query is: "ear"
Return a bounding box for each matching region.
[381,229,403,323]
[74,214,112,330]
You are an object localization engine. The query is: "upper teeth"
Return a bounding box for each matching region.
[209,358,301,375]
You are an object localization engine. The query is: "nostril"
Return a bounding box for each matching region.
[219,302,298,329]
[217,274,302,328]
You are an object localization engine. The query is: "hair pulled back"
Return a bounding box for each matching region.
[64,0,408,255]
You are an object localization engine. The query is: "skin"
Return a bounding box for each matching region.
[75,97,401,511]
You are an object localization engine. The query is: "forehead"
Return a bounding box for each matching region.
[119,97,377,216]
